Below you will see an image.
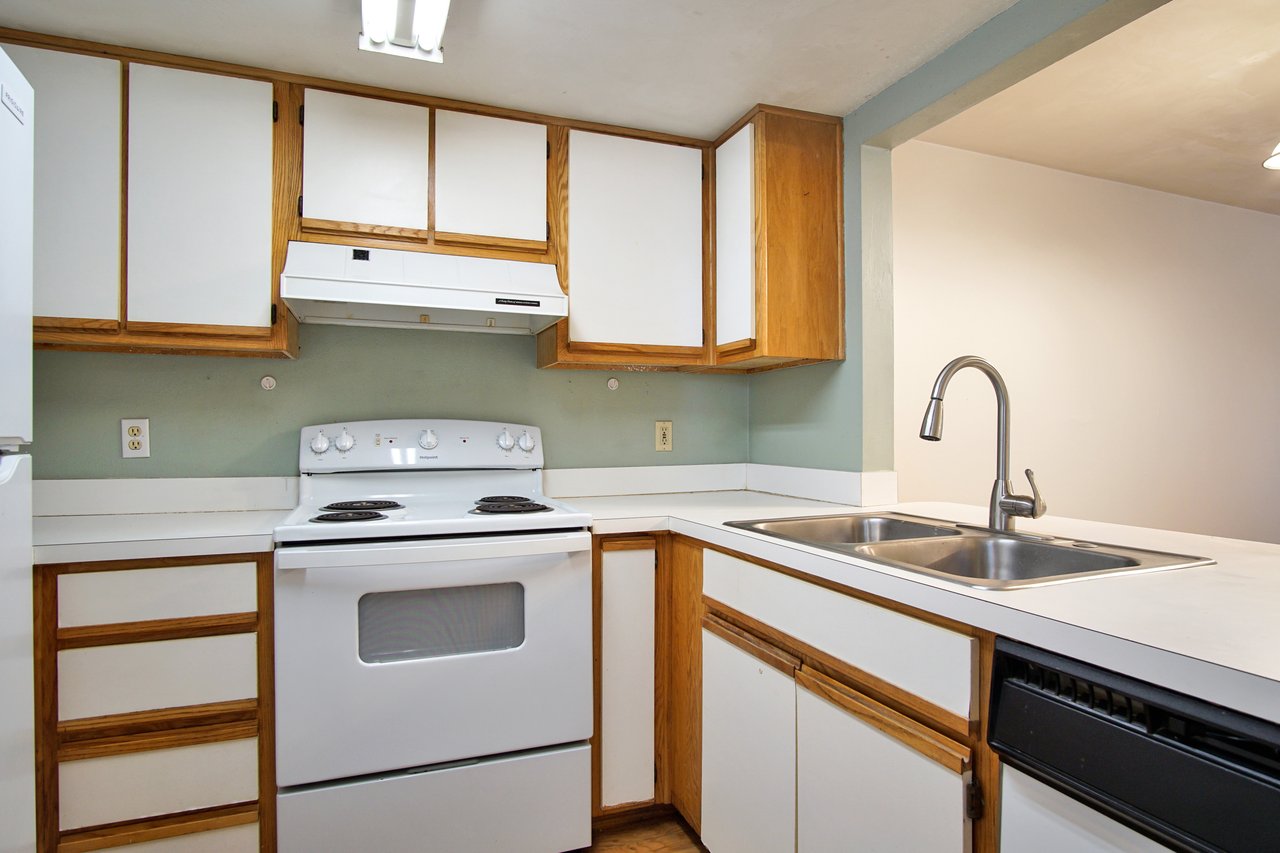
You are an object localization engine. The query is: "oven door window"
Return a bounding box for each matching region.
[357,582,525,663]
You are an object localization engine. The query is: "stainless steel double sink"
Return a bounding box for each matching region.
[725,512,1213,590]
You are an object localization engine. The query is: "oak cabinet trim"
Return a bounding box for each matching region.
[58,699,259,746]
[797,666,971,774]
[33,318,120,332]
[705,595,971,740]
[701,613,799,677]
[58,720,258,763]
[56,612,259,651]
[56,801,258,853]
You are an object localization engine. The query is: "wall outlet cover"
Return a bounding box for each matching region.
[655,420,673,452]
[121,418,150,459]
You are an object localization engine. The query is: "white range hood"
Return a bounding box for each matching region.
[280,242,566,334]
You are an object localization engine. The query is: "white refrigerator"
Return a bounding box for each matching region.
[0,44,35,853]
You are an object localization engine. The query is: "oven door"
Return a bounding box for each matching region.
[274,530,592,788]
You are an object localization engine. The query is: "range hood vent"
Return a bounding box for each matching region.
[280,242,566,335]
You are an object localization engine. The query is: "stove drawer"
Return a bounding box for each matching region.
[277,743,591,853]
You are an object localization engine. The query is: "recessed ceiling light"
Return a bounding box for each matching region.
[360,0,451,64]
[1264,142,1280,171]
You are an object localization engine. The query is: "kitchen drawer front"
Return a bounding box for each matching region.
[120,823,259,853]
[58,561,257,627]
[58,633,258,720]
[702,549,976,719]
[59,738,258,830]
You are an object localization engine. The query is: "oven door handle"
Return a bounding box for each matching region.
[275,530,592,570]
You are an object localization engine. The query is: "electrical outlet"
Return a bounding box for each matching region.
[655,420,673,452]
[121,418,150,458]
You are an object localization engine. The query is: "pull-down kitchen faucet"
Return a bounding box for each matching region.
[919,355,1045,533]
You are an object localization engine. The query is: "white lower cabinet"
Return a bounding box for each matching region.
[701,626,796,853]
[796,679,969,852]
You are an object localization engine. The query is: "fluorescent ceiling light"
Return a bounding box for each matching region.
[359,0,450,63]
[1265,142,1280,171]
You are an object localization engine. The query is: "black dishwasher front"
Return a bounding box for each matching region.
[989,639,1280,853]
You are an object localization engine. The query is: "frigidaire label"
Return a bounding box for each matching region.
[495,298,540,307]
[2,84,25,125]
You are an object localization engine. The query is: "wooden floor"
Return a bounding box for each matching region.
[588,816,705,852]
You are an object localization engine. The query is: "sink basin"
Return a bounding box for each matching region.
[726,512,1213,589]
[725,513,962,546]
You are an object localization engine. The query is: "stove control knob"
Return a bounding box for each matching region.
[309,432,331,454]
[418,429,439,450]
[497,428,516,451]
[517,431,536,452]
[334,430,355,453]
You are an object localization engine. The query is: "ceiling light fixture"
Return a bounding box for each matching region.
[1264,142,1280,171]
[359,0,450,63]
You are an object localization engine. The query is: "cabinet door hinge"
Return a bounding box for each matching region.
[965,780,984,821]
[297,195,304,217]
[546,221,550,240]
[270,303,278,325]
[298,104,305,126]
[547,140,551,159]
[272,100,279,122]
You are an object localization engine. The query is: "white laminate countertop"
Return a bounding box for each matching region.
[34,510,286,563]
[33,489,1280,722]
[572,491,1280,723]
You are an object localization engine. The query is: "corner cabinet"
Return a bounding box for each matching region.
[694,547,992,853]
[537,130,708,370]
[8,41,296,357]
[710,107,844,371]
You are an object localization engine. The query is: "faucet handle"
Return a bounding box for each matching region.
[999,468,1047,520]
[1023,468,1046,518]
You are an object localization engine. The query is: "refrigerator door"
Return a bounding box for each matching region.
[0,454,33,853]
[0,46,33,448]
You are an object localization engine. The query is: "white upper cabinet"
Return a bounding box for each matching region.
[715,123,754,346]
[302,89,429,229]
[567,130,702,347]
[434,110,547,243]
[127,65,273,328]
[3,44,121,322]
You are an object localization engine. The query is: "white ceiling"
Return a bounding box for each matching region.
[921,0,1280,215]
[0,0,1019,139]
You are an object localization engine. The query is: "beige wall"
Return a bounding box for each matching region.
[892,140,1280,543]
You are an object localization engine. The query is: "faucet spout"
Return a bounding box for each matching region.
[919,356,1043,532]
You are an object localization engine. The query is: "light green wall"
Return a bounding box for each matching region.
[32,325,749,479]
[32,0,1155,482]
[747,0,1157,472]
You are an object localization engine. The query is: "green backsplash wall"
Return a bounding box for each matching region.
[33,325,750,479]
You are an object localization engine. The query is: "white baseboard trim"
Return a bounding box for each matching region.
[543,464,746,498]
[34,477,300,516]
[744,464,898,506]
